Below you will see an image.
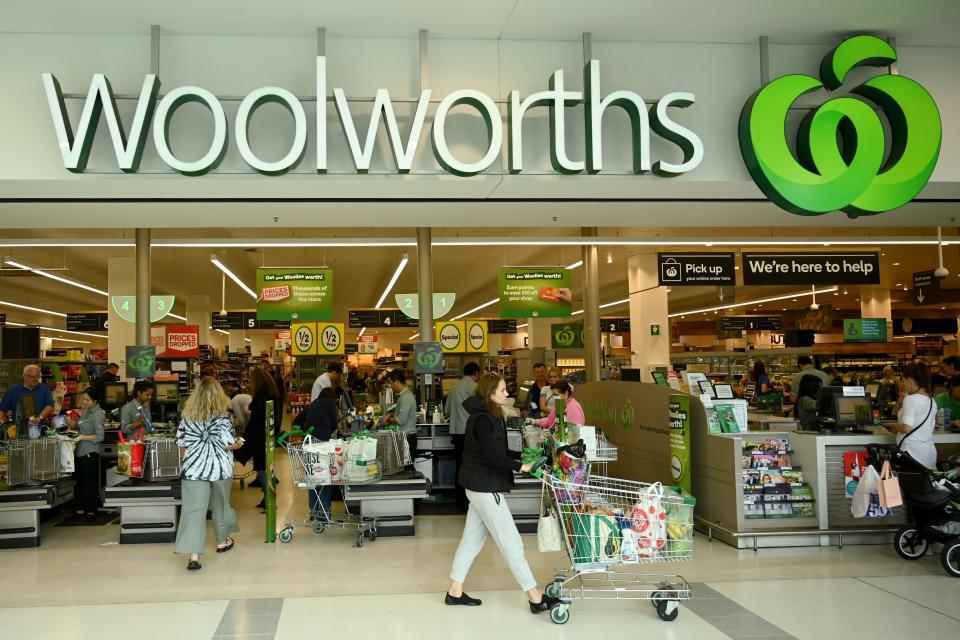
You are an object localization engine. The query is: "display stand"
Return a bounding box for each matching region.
[343,473,429,537]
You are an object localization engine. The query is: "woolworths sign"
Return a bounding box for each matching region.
[42,58,702,178]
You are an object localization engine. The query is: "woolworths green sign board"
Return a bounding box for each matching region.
[551,322,584,349]
[843,318,887,343]
[740,35,941,217]
[256,268,333,321]
[498,267,572,318]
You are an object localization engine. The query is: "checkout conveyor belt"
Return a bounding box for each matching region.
[344,472,429,537]
[103,480,181,544]
[0,478,75,548]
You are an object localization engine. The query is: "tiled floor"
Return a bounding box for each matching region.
[2,454,958,639]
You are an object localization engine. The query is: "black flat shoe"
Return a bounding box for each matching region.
[187,559,201,571]
[445,592,482,606]
[529,594,561,614]
[255,500,265,509]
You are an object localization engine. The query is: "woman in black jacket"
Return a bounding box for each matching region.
[237,368,281,510]
[445,373,560,614]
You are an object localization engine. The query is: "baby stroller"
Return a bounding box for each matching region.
[866,444,960,578]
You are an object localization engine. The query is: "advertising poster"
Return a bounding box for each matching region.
[316,323,345,355]
[256,268,333,321]
[668,394,692,493]
[465,320,488,353]
[435,320,465,353]
[498,267,572,318]
[291,322,318,356]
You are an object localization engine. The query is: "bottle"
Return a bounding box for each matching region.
[937,408,951,431]
[432,406,443,425]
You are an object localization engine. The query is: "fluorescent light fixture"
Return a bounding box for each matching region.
[38,326,105,339]
[358,327,366,338]
[572,309,584,315]
[50,337,91,344]
[215,329,229,335]
[167,312,188,321]
[599,298,629,309]
[566,261,583,270]
[453,297,498,320]
[517,323,529,329]
[409,333,420,340]
[210,256,257,299]
[4,258,109,296]
[375,253,409,309]
[668,287,838,318]
[0,299,67,317]
[244,338,252,343]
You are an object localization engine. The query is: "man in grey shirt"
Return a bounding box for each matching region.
[444,362,480,511]
[795,356,831,397]
[387,370,418,470]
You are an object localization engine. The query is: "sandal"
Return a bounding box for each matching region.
[216,538,235,553]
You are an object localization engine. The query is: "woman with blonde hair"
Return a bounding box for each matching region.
[538,367,564,415]
[175,376,245,571]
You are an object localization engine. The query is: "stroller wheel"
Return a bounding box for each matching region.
[941,540,960,578]
[894,527,929,560]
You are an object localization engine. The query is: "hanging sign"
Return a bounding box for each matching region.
[125,345,156,378]
[212,311,290,330]
[465,320,488,353]
[67,312,108,331]
[843,319,888,343]
[358,335,378,354]
[291,322,318,356]
[435,320,465,353]
[317,323,345,355]
[719,316,782,331]
[159,325,200,357]
[413,342,445,374]
[111,295,176,322]
[256,268,333,321]
[601,318,631,333]
[347,309,419,328]
[741,252,880,285]
[498,267,572,318]
[657,253,736,286]
[551,322,584,349]
[394,293,456,319]
[487,319,518,334]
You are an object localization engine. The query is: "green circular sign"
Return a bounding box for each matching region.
[439,323,462,350]
[319,324,342,353]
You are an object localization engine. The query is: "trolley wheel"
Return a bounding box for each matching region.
[367,529,377,542]
[549,603,570,625]
[278,528,293,543]
[655,599,680,622]
[312,520,326,534]
[356,533,364,548]
[545,582,562,599]
[894,526,929,560]
[941,540,960,578]
[651,589,667,608]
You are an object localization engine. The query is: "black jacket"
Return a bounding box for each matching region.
[293,397,338,442]
[458,395,522,493]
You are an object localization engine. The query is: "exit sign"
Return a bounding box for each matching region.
[651,324,661,336]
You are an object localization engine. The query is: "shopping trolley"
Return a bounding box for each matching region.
[541,473,695,625]
[277,430,380,547]
[585,430,618,476]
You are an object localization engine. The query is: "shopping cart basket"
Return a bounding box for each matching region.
[541,473,695,625]
[277,430,380,547]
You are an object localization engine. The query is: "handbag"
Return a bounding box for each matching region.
[117,428,145,478]
[878,460,903,508]
[537,483,563,553]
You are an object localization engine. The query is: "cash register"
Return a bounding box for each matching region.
[806,386,875,435]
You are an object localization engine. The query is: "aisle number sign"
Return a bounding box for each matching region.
[465,320,488,353]
[256,268,333,321]
[111,295,176,322]
[436,320,465,352]
[395,293,456,320]
[292,322,345,355]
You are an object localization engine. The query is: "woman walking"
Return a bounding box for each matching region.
[175,377,244,571]
[446,373,560,614]
[240,368,282,510]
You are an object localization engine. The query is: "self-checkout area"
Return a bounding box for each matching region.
[572,381,960,550]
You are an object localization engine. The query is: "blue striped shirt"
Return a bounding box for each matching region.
[175,414,236,481]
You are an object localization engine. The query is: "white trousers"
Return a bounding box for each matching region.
[449,489,538,592]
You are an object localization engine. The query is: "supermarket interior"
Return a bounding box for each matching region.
[2,2,960,639]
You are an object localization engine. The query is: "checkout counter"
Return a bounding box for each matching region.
[0,479,74,548]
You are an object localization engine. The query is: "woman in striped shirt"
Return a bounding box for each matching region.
[175,377,245,571]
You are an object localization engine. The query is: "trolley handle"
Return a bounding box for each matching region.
[277,427,314,445]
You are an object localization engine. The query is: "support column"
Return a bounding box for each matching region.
[108,257,137,379]
[135,229,151,346]
[185,295,211,346]
[527,318,552,349]
[860,289,893,337]
[582,227,601,382]
[416,228,433,341]
[627,254,670,380]
[228,330,247,353]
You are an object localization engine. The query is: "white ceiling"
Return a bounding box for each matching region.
[3,1,959,46]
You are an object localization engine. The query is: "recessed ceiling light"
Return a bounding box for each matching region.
[903,287,909,291]
[834,292,839,296]
[781,308,787,311]
[892,262,900,266]
[895,283,902,287]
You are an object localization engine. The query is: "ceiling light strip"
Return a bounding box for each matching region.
[375,254,409,309]
[453,297,499,320]
[4,258,109,296]
[211,258,258,299]
[0,299,67,317]
[668,287,839,318]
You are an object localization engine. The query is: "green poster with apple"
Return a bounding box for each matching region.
[256,268,333,321]
[498,267,572,318]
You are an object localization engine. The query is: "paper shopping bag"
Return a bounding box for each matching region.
[878,460,903,509]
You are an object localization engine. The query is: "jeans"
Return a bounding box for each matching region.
[308,485,333,521]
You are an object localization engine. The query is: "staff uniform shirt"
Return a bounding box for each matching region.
[0,382,54,422]
[393,387,418,435]
[176,414,236,481]
[898,393,937,470]
[445,376,478,436]
[75,405,105,457]
[119,399,150,437]
[310,373,333,400]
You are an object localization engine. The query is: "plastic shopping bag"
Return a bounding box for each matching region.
[878,460,903,509]
[851,464,894,517]
[300,435,334,485]
[117,429,145,478]
[343,436,379,483]
[629,482,667,559]
[58,439,76,473]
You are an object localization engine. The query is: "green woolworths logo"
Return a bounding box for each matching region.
[416,347,442,368]
[739,35,941,217]
[554,327,576,347]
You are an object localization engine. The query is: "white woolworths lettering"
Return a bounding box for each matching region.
[41,57,703,177]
